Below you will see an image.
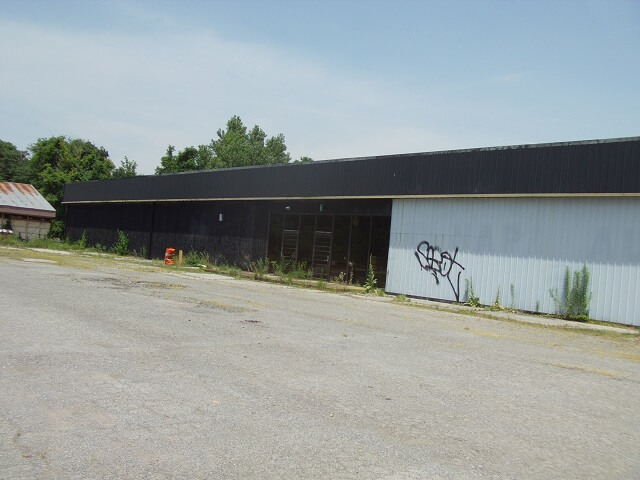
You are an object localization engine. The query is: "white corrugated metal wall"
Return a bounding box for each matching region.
[386,197,640,326]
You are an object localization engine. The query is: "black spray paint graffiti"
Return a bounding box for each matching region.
[414,241,465,302]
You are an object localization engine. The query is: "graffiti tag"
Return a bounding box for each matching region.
[414,241,465,302]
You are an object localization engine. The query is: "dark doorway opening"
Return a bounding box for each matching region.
[267,213,391,287]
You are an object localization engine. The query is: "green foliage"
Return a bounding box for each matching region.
[509,283,516,309]
[249,258,269,279]
[112,156,137,178]
[75,230,87,249]
[0,140,30,182]
[364,255,377,293]
[270,257,289,277]
[155,116,293,174]
[48,220,65,239]
[463,278,481,307]
[182,250,210,267]
[549,264,591,319]
[210,116,291,168]
[393,294,409,303]
[490,287,505,311]
[291,261,312,279]
[111,230,129,256]
[155,145,209,174]
[28,136,115,232]
[184,250,209,267]
[293,156,313,163]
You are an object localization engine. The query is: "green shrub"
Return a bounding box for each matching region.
[249,258,269,279]
[72,230,87,250]
[48,220,65,239]
[292,261,312,279]
[184,250,208,267]
[550,264,591,319]
[111,230,129,256]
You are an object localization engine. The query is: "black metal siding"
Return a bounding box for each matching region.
[63,138,640,204]
[65,199,391,262]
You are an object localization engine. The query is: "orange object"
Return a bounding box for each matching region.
[164,247,176,265]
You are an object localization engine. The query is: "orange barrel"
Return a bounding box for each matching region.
[164,247,176,265]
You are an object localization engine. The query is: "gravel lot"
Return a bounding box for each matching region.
[1,250,639,479]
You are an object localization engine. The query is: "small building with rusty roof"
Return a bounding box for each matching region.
[0,182,56,240]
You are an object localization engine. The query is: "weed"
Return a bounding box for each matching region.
[111,230,129,256]
[490,287,506,311]
[317,278,327,290]
[364,255,377,293]
[292,261,312,279]
[249,258,269,279]
[549,264,591,320]
[394,294,409,303]
[509,283,516,309]
[184,250,209,267]
[0,234,22,246]
[463,278,481,307]
[67,230,88,250]
[270,257,289,277]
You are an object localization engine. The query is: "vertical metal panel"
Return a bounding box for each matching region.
[387,197,640,326]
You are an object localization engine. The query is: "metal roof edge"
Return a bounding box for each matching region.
[65,135,640,187]
[62,192,640,204]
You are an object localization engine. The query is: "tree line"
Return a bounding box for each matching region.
[0,115,310,237]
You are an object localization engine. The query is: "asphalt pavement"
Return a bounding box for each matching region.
[1,251,639,479]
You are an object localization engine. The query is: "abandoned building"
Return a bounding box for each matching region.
[0,182,56,240]
[63,137,640,326]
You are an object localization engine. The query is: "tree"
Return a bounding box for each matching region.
[154,116,294,174]
[210,116,291,168]
[293,156,313,163]
[28,136,115,234]
[0,140,30,183]
[155,145,213,174]
[112,156,137,178]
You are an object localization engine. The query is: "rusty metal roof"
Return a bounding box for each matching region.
[0,182,56,218]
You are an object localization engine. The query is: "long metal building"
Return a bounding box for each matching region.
[63,136,640,326]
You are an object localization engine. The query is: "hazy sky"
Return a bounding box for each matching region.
[1,0,638,174]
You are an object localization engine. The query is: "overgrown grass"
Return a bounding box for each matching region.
[184,250,210,267]
[249,258,269,279]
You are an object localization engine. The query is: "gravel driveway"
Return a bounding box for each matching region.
[1,251,639,479]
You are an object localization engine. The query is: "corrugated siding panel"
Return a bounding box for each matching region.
[64,137,640,203]
[387,198,640,326]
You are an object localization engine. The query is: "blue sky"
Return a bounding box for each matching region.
[1,0,638,174]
